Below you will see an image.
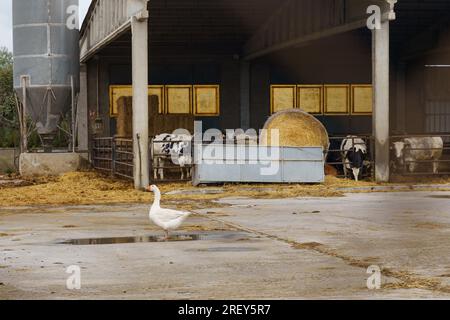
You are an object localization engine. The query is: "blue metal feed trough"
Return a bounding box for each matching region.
[193,145,325,185]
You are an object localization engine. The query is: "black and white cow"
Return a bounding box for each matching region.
[152,133,193,180]
[152,133,176,180]
[341,136,369,181]
[170,134,193,180]
[392,137,443,174]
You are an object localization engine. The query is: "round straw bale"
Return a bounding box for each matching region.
[260,109,329,150]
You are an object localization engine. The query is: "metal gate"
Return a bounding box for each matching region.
[92,137,113,174]
[92,137,134,180]
[425,100,450,142]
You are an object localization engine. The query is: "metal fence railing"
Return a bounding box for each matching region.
[325,135,375,179]
[92,137,114,174]
[92,137,133,180]
[93,135,381,182]
[390,134,450,176]
[114,138,134,180]
[92,136,194,183]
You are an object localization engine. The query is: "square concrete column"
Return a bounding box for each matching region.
[372,20,390,182]
[131,14,149,189]
[240,61,250,130]
[77,64,89,152]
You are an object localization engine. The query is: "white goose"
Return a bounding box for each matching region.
[146,185,191,240]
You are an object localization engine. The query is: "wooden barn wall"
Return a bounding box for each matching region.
[249,30,373,135]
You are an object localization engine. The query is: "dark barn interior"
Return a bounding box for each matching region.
[83,0,450,139]
[77,0,450,184]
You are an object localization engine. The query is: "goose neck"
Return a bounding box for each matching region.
[152,188,161,208]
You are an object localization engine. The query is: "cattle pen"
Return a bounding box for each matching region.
[91,132,450,184]
[390,134,450,177]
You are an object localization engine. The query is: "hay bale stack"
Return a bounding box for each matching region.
[115,95,194,138]
[116,96,133,137]
[260,109,329,150]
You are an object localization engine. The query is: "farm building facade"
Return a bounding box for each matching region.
[77,0,450,188]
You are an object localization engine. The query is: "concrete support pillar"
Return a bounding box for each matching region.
[372,20,390,182]
[131,14,149,189]
[240,61,250,130]
[77,64,89,152]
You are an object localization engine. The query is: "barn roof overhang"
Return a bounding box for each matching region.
[79,0,450,63]
[79,0,284,62]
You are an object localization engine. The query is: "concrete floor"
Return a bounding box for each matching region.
[0,191,450,299]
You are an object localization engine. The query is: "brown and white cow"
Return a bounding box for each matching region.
[392,137,444,174]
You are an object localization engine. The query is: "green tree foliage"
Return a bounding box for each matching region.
[0,47,12,66]
[0,47,19,148]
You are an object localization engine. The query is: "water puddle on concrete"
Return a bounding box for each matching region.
[58,232,249,246]
[201,247,259,252]
[428,195,450,199]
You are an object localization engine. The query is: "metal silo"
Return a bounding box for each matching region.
[13,0,80,150]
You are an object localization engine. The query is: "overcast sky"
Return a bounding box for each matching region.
[0,0,92,52]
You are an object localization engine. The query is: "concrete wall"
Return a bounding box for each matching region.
[19,153,87,177]
[0,149,18,173]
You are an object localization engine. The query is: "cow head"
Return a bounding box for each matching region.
[393,141,405,159]
[347,147,365,181]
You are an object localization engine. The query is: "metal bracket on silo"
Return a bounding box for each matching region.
[18,75,30,153]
